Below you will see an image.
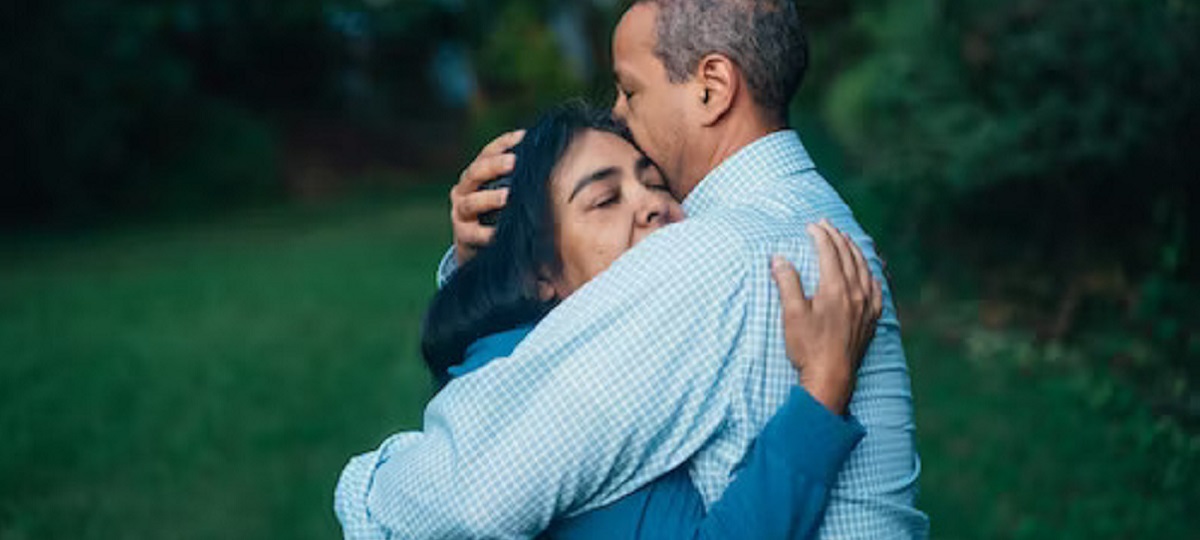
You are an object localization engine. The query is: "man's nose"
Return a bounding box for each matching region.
[611,96,626,121]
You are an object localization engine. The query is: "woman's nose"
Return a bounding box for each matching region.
[635,194,670,227]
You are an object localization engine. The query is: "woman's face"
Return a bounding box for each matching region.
[543,129,684,300]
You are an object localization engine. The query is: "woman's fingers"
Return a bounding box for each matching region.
[841,231,875,334]
[777,221,884,414]
[479,129,526,158]
[451,187,507,254]
[809,222,845,298]
[780,226,859,415]
[852,278,883,369]
[846,232,873,296]
[453,212,496,248]
[772,255,809,323]
[871,279,884,321]
[823,222,859,301]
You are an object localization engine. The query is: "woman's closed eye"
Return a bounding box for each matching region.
[593,190,621,209]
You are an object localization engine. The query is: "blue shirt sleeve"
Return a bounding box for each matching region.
[546,387,865,540]
[435,245,457,288]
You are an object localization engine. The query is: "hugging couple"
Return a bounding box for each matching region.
[336,1,927,538]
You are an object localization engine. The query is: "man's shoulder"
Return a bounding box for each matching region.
[690,198,820,253]
[556,217,756,314]
[604,168,863,288]
[631,215,754,267]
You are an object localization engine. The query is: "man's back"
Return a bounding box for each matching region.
[678,130,924,536]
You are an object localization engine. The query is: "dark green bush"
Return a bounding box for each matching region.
[1,1,343,224]
[818,0,1200,430]
[824,0,1199,272]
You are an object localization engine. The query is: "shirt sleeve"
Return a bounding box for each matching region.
[435,245,457,288]
[335,220,754,539]
[545,387,866,540]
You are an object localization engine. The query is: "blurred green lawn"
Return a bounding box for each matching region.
[0,193,1192,539]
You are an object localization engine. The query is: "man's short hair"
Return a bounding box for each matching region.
[637,0,808,120]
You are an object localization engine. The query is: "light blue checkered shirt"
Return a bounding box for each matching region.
[335,131,928,539]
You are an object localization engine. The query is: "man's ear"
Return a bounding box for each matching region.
[695,53,738,126]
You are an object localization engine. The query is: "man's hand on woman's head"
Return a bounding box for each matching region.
[772,220,883,415]
[450,130,525,264]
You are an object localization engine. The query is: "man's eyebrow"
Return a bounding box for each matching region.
[568,166,620,203]
[614,68,635,88]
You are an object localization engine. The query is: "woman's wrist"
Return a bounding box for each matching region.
[799,365,853,415]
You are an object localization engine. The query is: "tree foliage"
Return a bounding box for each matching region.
[3,1,339,222]
[1,0,618,223]
[824,0,1199,270]
[819,0,1200,427]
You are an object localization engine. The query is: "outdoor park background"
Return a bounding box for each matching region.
[1,0,1197,538]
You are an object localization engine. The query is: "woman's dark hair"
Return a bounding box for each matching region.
[421,102,632,387]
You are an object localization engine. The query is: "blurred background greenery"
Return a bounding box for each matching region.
[1,0,1197,538]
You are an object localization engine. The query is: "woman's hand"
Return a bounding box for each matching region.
[450,129,525,264]
[771,220,883,415]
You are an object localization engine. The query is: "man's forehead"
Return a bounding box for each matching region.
[613,3,658,60]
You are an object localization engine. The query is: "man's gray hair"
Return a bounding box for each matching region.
[637,0,808,119]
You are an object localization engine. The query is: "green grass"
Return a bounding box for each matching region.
[906,324,1197,539]
[1,195,1194,539]
[0,199,444,540]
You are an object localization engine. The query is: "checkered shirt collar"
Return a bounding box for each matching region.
[682,129,816,217]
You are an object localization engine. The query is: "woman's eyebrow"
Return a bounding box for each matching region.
[568,166,620,202]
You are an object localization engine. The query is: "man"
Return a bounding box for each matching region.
[337,1,927,537]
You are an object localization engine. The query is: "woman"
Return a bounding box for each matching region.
[422,103,880,539]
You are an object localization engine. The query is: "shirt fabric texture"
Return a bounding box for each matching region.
[450,325,866,539]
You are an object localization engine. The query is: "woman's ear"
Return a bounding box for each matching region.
[695,53,738,126]
[537,277,560,302]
